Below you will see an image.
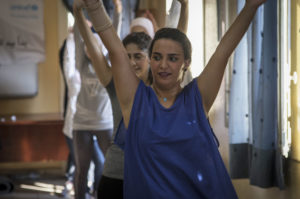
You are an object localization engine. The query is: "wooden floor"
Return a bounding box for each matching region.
[0,161,75,199]
[0,172,72,199]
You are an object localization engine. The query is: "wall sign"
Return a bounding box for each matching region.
[0,0,45,66]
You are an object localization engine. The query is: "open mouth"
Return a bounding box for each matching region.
[158,72,170,78]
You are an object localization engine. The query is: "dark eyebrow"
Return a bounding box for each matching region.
[168,53,180,56]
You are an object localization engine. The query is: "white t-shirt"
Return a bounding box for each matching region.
[72,26,113,131]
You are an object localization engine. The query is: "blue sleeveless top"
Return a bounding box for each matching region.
[124,79,238,199]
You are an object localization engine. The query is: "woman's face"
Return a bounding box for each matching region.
[150,39,189,89]
[125,43,149,81]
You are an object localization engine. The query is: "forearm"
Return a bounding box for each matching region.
[73,4,112,86]
[73,6,100,58]
[177,0,189,33]
[112,0,122,37]
[197,2,263,114]
[83,0,139,124]
[113,9,122,37]
[80,0,122,56]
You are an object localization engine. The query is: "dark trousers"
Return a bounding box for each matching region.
[98,175,123,199]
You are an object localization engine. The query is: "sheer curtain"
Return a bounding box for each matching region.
[228,0,285,189]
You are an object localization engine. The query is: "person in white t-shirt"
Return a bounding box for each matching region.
[72,22,113,199]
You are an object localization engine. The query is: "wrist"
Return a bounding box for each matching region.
[85,0,112,32]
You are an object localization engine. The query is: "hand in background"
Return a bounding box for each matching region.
[145,10,159,32]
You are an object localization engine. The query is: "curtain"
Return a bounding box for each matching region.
[229,0,285,189]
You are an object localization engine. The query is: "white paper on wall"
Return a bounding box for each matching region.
[0,64,38,98]
[0,0,45,66]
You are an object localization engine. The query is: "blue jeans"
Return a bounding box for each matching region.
[73,129,112,199]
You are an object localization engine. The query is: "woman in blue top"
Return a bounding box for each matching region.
[81,0,267,198]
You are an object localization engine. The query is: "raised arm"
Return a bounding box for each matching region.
[177,0,189,34]
[73,3,112,86]
[81,0,139,127]
[145,10,159,32]
[112,0,123,37]
[197,0,266,115]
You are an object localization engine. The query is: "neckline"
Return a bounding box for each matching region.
[150,85,184,110]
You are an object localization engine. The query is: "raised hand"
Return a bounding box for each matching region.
[197,0,265,114]
[145,10,159,32]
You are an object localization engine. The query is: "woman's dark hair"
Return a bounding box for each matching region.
[122,32,153,84]
[122,32,152,52]
[149,28,192,62]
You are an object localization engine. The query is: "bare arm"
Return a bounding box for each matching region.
[112,0,122,36]
[82,0,139,127]
[197,0,266,115]
[73,4,112,87]
[177,0,189,34]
